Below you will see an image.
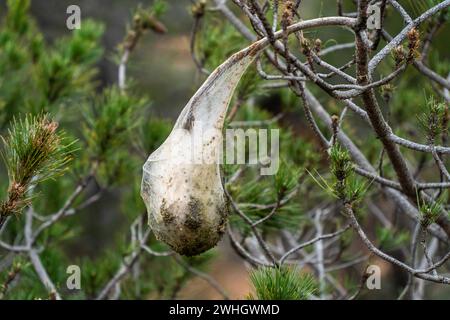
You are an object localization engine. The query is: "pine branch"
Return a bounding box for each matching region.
[0,114,75,229]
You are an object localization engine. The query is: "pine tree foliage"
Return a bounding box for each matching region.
[249,266,317,300]
[0,0,199,300]
[0,115,75,224]
[0,0,449,300]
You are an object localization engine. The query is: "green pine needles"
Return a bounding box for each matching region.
[417,97,448,145]
[418,195,443,228]
[309,143,369,205]
[82,87,146,162]
[0,114,75,226]
[0,0,449,300]
[248,266,317,300]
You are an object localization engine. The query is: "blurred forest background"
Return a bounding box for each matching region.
[0,0,449,299]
